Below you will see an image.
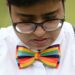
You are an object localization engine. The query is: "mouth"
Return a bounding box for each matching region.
[26,38,50,50]
[32,38,49,45]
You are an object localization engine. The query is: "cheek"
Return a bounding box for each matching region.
[49,29,61,40]
[17,33,29,42]
[16,33,31,42]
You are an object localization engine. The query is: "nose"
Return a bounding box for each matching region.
[33,26,46,37]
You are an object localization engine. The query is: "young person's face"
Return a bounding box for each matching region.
[10,0,64,50]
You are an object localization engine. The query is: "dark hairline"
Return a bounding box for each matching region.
[7,0,65,7]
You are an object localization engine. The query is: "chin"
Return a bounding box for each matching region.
[28,43,50,50]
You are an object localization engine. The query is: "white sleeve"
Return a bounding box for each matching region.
[0,39,8,64]
[0,28,9,66]
[0,30,11,75]
[72,38,75,69]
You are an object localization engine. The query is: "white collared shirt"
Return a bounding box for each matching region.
[0,22,75,75]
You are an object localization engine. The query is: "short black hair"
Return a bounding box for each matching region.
[7,0,65,7]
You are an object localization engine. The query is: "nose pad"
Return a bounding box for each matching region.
[33,26,46,37]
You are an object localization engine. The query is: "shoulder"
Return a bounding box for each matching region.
[0,26,19,44]
[0,25,20,51]
[0,26,13,40]
[61,22,74,38]
[0,26,19,64]
[0,26,21,52]
[62,22,74,39]
[62,22,74,32]
[0,26,12,51]
[0,26,12,62]
[61,22,75,68]
[71,39,75,68]
[64,22,75,67]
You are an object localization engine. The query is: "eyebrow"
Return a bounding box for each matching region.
[17,13,35,18]
[41,10,58,17]
[16,9,57,18]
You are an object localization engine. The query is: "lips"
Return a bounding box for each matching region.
[34,38,47,41]
[33,38,49,44]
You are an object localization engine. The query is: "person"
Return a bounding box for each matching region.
[0,0,75,75]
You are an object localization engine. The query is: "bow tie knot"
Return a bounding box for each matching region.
[35,52,40,60]
[16,44,60,69]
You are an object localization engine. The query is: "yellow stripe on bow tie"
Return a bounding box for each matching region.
[42,47,59,54]
[18,46,33,53]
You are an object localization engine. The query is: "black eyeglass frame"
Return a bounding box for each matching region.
[13,18,65,34]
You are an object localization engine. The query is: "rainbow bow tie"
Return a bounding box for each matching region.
[16,44,60,69]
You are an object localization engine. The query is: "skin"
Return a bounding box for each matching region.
[10,0,64,50]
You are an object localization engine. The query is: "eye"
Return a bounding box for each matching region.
[44,15,57,21]
[19,16,35,22]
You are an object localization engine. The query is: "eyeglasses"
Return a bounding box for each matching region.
[13,18,64,34]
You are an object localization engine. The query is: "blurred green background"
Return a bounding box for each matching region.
[0,0,75,28]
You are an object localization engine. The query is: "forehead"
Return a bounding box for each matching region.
[11,0,63,16]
